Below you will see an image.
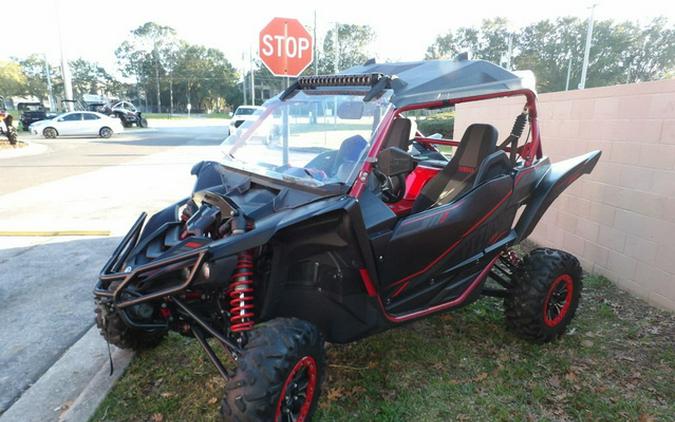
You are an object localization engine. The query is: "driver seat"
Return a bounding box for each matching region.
[410,123,498,213]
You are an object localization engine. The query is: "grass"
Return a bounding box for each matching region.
[91,274,674,422]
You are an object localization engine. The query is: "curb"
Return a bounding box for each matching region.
[0,326,132,422]
[59,349,133,422]
[0,140,48,160]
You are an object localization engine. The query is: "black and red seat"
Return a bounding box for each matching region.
[410,123,510,213]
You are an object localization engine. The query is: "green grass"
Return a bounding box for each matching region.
[91,274,674,422]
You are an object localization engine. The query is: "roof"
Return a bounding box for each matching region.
[341,59,535,108]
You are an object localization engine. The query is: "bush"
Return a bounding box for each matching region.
[416,111,454,138]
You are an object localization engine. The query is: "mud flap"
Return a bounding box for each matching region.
[515,150,601,242]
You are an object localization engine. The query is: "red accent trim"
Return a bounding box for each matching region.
[390,189,512,289]
[403,165,440,201]
[275,356,318,422]
[416,137,460,147]
[457,165,474,174]
[390,281,409,298]
[380,255,499,323]
[185,241,203,249]
[543,274,574,327]
[358,268,377,297]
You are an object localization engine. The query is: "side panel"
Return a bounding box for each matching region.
[378,175,514,314]
[262,204,385,343]
[515,150,601,242]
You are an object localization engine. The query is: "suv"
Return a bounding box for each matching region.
[95,58,600,421]
[18,102,48,131]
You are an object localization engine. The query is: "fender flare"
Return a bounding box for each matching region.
[514,150,601,242]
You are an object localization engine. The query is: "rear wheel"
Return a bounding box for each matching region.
[504,248,582,343]
[94,303,167,350]
[220,318,325,422]
[43,127,57,139]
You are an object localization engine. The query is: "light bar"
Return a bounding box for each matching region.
[297,73,384,88]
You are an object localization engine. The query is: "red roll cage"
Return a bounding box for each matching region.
[349,88,541,198]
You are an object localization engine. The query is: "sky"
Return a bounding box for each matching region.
[1,0,673,80]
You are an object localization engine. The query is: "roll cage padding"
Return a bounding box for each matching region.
[411,123,498,213]
[514,150,602,242]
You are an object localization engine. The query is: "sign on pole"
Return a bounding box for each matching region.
[259,17,314,77]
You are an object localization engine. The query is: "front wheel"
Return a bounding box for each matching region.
[43,127,57,139]
[504,248,582,343]
[221,318,325,422]
[94,303,167,350]
[138,117,148,128]
[99,127,113,138]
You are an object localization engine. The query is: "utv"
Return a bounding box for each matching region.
[95,58,600,421]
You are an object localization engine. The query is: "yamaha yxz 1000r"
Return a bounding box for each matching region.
[95,58,600,421]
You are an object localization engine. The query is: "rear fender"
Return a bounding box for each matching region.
[515,150,601,242]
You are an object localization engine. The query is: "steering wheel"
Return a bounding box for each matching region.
[376,171,406,203]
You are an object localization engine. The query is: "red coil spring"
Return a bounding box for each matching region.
[228,250,255,332]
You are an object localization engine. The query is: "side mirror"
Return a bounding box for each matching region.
[377,147,414,177]
[337,101,364,120]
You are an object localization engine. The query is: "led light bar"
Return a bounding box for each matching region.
[297,73,384,88]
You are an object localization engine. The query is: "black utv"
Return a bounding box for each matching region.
[95,59,600,421]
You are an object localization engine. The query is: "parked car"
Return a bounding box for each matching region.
[29,111,124,139]
[227,105,262,135]
[18,102,48,131]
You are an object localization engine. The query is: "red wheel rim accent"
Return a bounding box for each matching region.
[275,355,318,422]
[543,274,574,328]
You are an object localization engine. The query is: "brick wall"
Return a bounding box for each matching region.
[454,79,675,310]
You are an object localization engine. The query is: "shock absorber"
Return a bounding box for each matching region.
[228,250,256,332]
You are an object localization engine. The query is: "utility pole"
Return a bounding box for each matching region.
[55,0,73,111]
[250,47,255,106]
[506,33,513,70]
[44,55,56,111]
[154,51,161,113]
[313,10,318,76]
[579,3,597,90]
[565,50,573,91]
[333,22,339,123]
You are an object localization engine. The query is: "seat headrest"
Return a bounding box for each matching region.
[456,123,498,169]
[384,118,416,151]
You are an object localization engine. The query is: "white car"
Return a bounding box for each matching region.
[228,106,262,136]
[29,111,124,139]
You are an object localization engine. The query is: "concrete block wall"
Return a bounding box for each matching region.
[454,79,675,310]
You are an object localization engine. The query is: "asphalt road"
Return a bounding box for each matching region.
[0,121,227,414]
[0,123,227,195]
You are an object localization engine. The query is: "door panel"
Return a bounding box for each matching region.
[378,175,513,314]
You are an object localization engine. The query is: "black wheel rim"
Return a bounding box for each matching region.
[543,274,574,327]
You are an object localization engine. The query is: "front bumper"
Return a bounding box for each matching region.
[95,213,206,308]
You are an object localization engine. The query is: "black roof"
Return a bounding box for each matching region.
[341,59,532,107]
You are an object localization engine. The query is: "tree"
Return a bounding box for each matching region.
[318,24,375,73]
[425,18,510,63]
[428,16,675,93]
[70,58,121,98]
[0,61,27,96]
[116,22,177,112]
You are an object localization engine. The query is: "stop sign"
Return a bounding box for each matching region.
[259,17,313,77]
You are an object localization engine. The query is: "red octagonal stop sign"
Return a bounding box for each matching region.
[259,17,313,77]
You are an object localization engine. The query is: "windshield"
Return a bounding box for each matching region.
[221,90,393,189]
[235,107,258,116]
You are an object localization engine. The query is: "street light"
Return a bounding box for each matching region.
[579,2,598,90]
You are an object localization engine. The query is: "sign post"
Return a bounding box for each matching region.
[259,18,314,166]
